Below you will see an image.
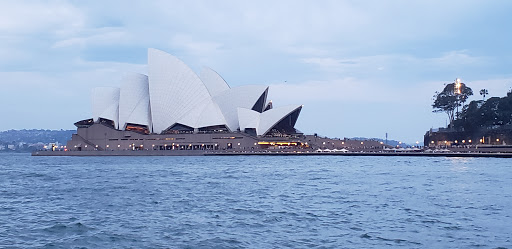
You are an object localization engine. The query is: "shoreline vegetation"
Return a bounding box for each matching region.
[5,79,512,157]
[426,79,512,148]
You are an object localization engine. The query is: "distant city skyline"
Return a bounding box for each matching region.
[1,0,511,143]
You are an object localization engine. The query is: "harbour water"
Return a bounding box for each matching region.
[1,153,511,248]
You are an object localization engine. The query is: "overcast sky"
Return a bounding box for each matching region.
[1,0,511,143]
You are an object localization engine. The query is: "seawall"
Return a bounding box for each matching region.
[32,150,512,158]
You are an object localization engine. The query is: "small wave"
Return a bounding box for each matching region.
[444,225,463,231]
[43,222,91,235]
[186,237,245,249]
[360,233,421,246]
[23,172,59,181]
[360,233,372,239]
[375,236,422,245]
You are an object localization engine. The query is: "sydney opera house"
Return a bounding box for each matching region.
[66,48,306,153]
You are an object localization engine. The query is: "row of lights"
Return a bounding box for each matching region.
[43,145,67,149]
[102,143,224,148]
[431,138,501,144]
[80,140,431,149]
[319,141,421,147]
[78,140,430,149]
[323,141,346,145]
[431,140,473,144]
[76,142,302,150]
[322,141,399,145]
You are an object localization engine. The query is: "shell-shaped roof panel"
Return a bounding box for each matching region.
[200,67,230,97]
[195,100,228,129]
[237,105,302,136]
[259,105,302,136]
[213,85,268,131]
[148,48,212,133]
[119,73,151,130]
[91,87,120,128]
[237,108,260,132]
[176,98,227,129]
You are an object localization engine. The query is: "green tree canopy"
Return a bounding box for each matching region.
[432,81,473,125]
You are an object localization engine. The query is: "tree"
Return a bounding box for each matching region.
[432,79,473,126]
[456,90,512,131]
[479,89,488,100]
[455,100,482,132]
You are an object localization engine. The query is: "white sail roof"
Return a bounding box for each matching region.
[259,105,302,136]
[213,85,268,131]
[91,87,120,129]
[85,48,302,136]
[237,105,302,136]
[148,48,211,133]
[200,67,230,97]
[119,73,151,131]
[176,98,227,129]
[238,107,260,132]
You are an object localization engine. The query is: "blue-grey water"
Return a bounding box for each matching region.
[1,153,511,248]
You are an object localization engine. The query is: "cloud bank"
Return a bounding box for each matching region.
[1,0,511,143]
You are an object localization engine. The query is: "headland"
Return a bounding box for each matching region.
[32,50,512,157]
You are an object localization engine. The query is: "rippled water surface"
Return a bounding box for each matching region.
[1,153,511,248]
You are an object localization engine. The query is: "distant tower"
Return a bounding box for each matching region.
[385,133,388,145]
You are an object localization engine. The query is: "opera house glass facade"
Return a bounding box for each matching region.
[69,48,304,152]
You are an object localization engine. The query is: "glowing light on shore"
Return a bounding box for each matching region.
[455,78,462,94]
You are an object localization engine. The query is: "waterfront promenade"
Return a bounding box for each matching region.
[32,149,512,158]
